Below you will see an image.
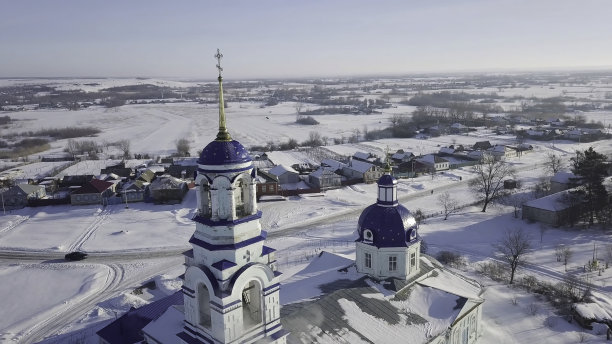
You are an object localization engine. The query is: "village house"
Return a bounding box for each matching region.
[148,175,188,204]
[121,180,148,203]
[352,151,377,164]
[472,141,492,151]
[101,162,133,178]
[59,175,94,188]
[137,169,156,183]
[341,158,383,183]
[550,171,578,194]
[255,169,279,198]
[487,145,515,160]
[70,179,116,206]
[391,150,415,164]
[308,167,342,190]
[268,164,300,185]
[450,122,469,133]
[0,184,46,209]
[417,154,449,172]
[522,189,580,227]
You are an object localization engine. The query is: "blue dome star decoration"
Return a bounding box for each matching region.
[198,140,252,166]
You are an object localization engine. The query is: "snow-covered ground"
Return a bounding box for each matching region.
[1,77,612,343]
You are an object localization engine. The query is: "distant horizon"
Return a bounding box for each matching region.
[3,65,612,83]
[3,1,612,79]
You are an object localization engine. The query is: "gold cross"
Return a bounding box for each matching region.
[215,48,223,77]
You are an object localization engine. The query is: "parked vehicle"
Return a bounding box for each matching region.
[64,251,88,261]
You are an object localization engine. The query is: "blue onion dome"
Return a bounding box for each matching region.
[358,203,417,248]
[198,140,252,166]
[378,173,397,186]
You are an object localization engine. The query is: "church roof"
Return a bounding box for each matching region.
[280,253,483,344]
[197,139,252,166]
[96,291,183,344]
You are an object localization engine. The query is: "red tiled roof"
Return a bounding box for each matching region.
[72,179,114,195]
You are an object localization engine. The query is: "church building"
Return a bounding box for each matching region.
[98,50,288,344]
[98,51,483,344]
[280,165,485,344]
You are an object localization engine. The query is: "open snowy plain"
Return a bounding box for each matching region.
[0,77,611,343]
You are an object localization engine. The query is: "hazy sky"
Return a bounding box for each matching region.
[2,0,612,79]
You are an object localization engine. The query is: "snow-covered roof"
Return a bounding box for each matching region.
[345,159,375,173]
[98,291,183,344]
[488,145,508,153]
[550,171,577,184]
[269,164,298,177]
[524,189,576,211]
[439,147,455,155]
[149,175,185,190]
[280,253,483,344]
[321,158,346,170]
[417,154,448,165]
[15,184,44,195]
[353,151,371,160]
[391,152,414,160]
[310,167,340,178]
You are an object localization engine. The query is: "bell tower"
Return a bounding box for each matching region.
[178,49,288,344]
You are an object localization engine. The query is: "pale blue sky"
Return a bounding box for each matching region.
[1,0,611,79]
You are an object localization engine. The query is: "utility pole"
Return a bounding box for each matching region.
[124,190,129,209]
[1,189,5,215]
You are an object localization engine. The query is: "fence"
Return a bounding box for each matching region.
[28,197,70,207]
[278,187,321,197]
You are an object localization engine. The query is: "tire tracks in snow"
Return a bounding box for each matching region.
[66,206,113,252]
[0,214,30,238]
[16,256,182,344]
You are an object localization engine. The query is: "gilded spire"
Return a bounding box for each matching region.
[384,147,392,174]
[215,49,232,141]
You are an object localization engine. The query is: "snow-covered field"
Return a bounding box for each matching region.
[1,77,612,343]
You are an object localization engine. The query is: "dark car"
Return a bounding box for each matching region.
[64,251,88,261]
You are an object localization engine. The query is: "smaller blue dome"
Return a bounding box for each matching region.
[198,140,252,166]
[357,204,417,248]
[378,174,396,186]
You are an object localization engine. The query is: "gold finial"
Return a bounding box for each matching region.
[215,48,223,80]
[384,146,392,173]
[214,49,232,141]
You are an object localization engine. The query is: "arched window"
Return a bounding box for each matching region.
[363,229,373,244]
[234,179,245,216]
[197,283,211,328]
[233,175,251,218]
[199,180,211,217]
[241,280,263,331]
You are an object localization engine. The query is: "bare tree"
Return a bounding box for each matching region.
[509,194,527,218]
[555,244,564,262]
[117,139,131,159]
[414,209,424,228]
[294,101,303,115]
[562,246,573,271]
[437,192,459,220]
[65,139,80,158]
[176,138,191,156]
[543,152,564,176]
[469,155,515,212]
[494,228,532,284]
